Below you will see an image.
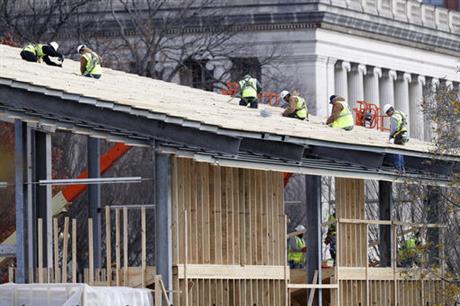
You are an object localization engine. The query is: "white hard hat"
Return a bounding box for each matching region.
[77,44,86,53]
[279,90,290,101]
[295,225,306,233]
[49,41,59,51]
[383,104,394,114]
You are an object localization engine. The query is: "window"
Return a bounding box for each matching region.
[180,59,214,91]
[230,57,262,82]
[423,0,445,6]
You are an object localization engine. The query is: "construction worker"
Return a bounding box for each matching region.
[324,212,337,265]
[238,74,262,109]
[326,95,354,130]
[20,42,63,67]
[383,104,409,171]
[398,232,420,267]
[288,225,307,269]
[279,90,308,120]
[77,44,102,79]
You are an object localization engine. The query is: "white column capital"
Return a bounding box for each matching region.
[431,78,440,86]
[417,75,426,85]
[341,61,351,71]
[327,57,338,65]
[388,70,397,80]
[402,72,412,83]
[373,67,382,78]
[445,80,453,88]
[358,64,367,75]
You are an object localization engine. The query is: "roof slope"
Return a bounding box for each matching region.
[0,44,442,156]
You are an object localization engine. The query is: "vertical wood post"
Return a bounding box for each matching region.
[72,219,77,283]
[88,218,94,285]
[62,217,69,282]
[105,206,112,285]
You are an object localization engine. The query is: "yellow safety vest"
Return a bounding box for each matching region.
[239,78,257,98]
[23,44,44,62]
[392,110,407,137]
[294,96,308,120]
[398,237,416,260]
[288,236,306,264]
[82,52,102,76]
[331,100,354,129]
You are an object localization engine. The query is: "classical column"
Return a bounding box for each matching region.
[364,66,382,104]
[394,72,411,135]
[379,69,397,109]
[334,61,351,101]
[325,57,337,116]
[424,78,440,141]
[347,63,367,110]
[409,75,425,140]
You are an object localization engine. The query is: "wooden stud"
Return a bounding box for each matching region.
[53,218,60,283]
[72,219,77,283]
[115,208,120,286]
[105,206,112,285]
[141,206,146,288]
[123,207,128,286]
[62,217,69,283]
[88,218,94,285]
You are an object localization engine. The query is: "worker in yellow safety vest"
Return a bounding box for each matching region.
[288,225,307,269]
[326,95,354,130]
[20,42,63,67]
[398,233,420,267]
[280,90,308,120]
[238,74,262,109]
[77,44,102,79]
[383,104,409,171]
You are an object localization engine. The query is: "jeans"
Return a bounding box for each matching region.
[20,50,38,62]
[84,74,102,79]
[393,132,409,171]
[239,97,258,109]
[288,260,305,269]
[330,236,336,265]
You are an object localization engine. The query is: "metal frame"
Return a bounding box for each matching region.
[1,81,459,162]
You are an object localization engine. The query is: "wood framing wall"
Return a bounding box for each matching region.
[334,178,445,306]
[171,157,288,306]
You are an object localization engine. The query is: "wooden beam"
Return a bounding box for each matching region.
[176,264,287,280]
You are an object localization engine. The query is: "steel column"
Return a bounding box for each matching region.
[305,175,322,306]
[425,186,441,265]
[35,131,52,269]
[155,152,173,304]
[15,120,27,283]
[88,137,101,268]
[379,181,393,267]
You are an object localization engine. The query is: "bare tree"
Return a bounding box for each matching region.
[0,0,93,43]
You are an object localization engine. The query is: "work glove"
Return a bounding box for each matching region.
[388,138,395,144]
[58,56,64,63]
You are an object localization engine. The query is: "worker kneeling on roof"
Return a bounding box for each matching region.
[288,225,307,269]
[326,95,354,130]
[20,41,63,67]
[383,104,408,171]
[280,90,308,120]
[77,44,102,79]
[238,74,262,109]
